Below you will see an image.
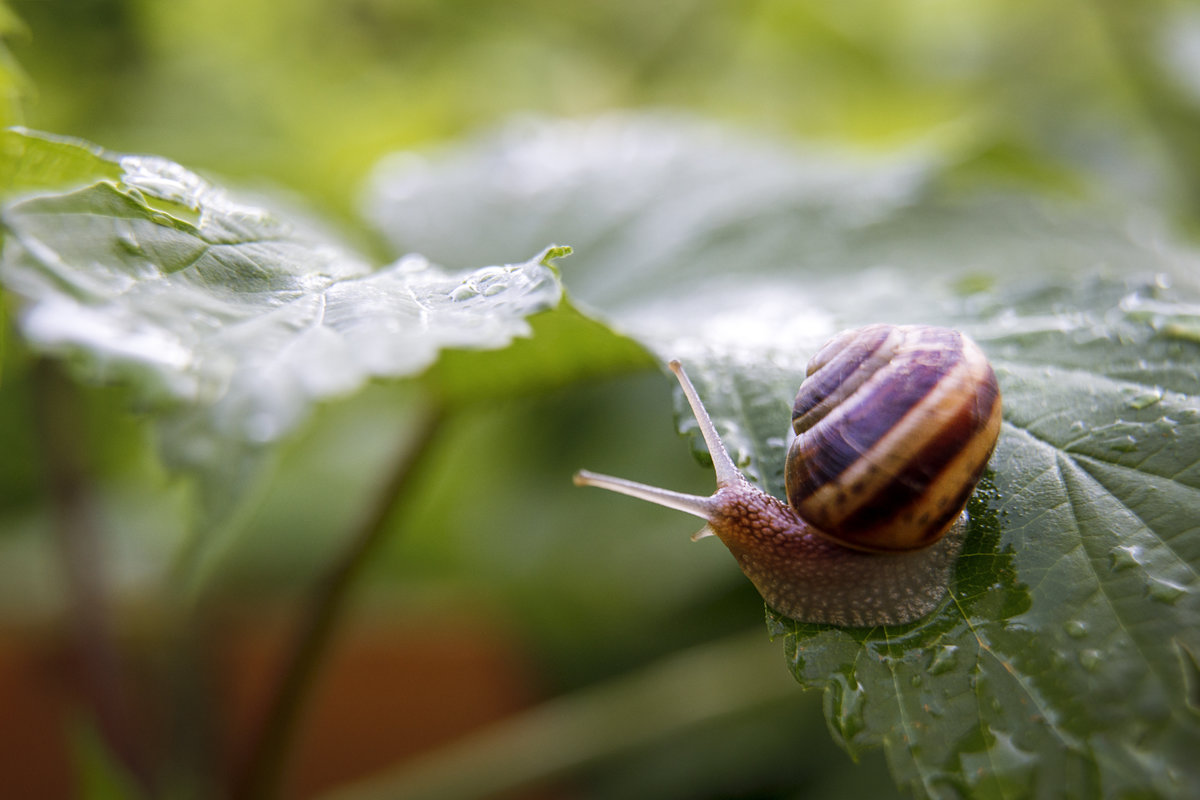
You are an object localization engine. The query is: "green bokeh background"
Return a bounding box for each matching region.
[5,1,1200,797]
[14,0,1199,227]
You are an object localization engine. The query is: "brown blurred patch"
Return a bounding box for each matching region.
[0,609,555,799]
[0,624,75,799]
[219,607,554,798]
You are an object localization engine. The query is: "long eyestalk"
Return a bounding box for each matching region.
[666,360,742,488]
[573,360,743,525]
[572,470,713,519]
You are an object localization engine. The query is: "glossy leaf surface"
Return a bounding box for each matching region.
[0,129,567,527]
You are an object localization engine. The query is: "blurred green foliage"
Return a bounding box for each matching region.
[13,0,1200,223]
[5,0,1200,798]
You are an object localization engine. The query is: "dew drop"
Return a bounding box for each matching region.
[910,674,923,688]
[829,670,867,742]
[449,283,478,301]
[1127,387,1163,410]
[1079,649,1103,672]
[1109,545,1142,571]
[1064,620,1088,639]
[1162,321,1200,344]
[1109,435,1138,453]
[1176,640,1200,713]
[116,229,142,255]
[1147,577,1189,604]
[928,645,959,675]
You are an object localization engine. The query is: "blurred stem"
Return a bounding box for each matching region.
[233,402,448,800]
[170,451,278,615]
[31,359,153,794]
[316,629,803,800]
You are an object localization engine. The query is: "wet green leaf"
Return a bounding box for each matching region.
[1,128,122,201]
[0,129,568,529]
[365,115,1200,798]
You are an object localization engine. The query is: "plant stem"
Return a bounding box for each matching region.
[232,403,447,800]
[31,359,153,793]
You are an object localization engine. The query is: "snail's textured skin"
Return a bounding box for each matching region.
[787,324,1001,553]
[709,478,966,626]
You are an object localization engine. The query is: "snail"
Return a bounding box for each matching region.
[574,324,1002,626]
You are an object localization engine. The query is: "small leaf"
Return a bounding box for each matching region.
[364,114,1200,798]
[1,128,122,201]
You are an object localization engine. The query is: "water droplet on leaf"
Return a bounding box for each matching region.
[1064,620,1088,639]
[1161,321,1200,344]
[1109,436,1137,453]
[1126,387,1163,410]
[1147,577,1189,604]
[929,645,959,675]
[1109,545,1141,570]
[828,669,867,744]
[449,283,478,301]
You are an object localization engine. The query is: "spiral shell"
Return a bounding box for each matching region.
[785,324,1002,553]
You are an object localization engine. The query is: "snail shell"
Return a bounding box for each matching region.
[574,324,1002,627]
[787,324,1002,552]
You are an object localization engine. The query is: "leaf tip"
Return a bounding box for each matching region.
[539,244,573,266]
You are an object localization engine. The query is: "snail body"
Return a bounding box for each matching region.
[574,324,1002,627]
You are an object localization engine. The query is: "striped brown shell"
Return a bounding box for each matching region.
[785,324,1002,553]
